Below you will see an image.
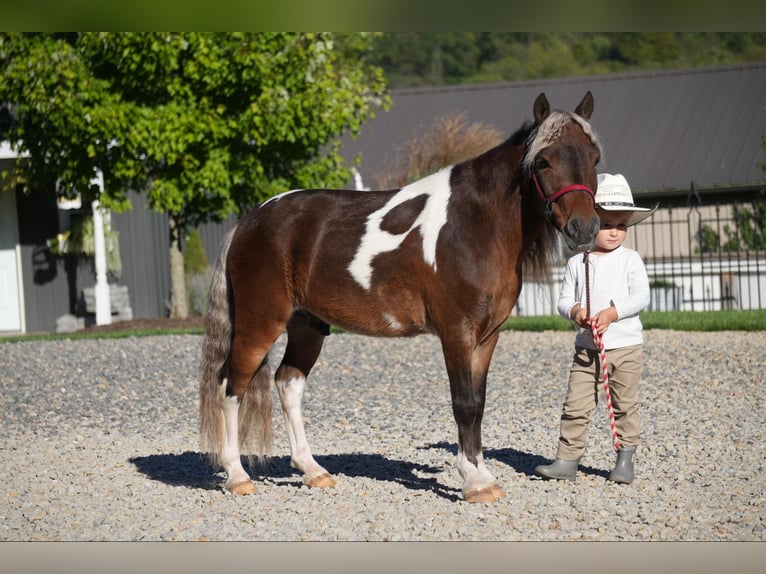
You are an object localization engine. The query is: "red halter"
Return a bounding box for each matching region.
[532,171,595,219]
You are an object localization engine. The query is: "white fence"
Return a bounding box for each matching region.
[513,256,766,316]
[514,198,766,316]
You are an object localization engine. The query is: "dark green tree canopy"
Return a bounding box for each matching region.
[1,32,389,318]
[371,33,766,88]
[0,32,389,228]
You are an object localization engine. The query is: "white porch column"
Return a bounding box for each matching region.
[91,170,111,326]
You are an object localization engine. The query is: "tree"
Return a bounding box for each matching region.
[722,192,766,252]
[697,192,766,254]
[720,139,766,252]
[372,33,766,88]
[0,32,389,317]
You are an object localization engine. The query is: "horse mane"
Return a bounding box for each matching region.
[518,111,602,284]
[522,111,602,171]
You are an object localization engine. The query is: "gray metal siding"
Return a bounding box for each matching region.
[340,64,766,196]
[16,185,243,332]
[111,191,171,320]
[110,191,240,321]
[198,214,239,268]
[16,188,96,332]
[16,187,175,331]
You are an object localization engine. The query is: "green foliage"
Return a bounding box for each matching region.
[696,192,766,254]
[183,229,208,276]
[613,32,680,65]
[372,33,766,88]
[649,278,678,289]
[0,32,390,227]
[696,224,720,254]
[183,228,211,316]
[722,191,766,251]
[0,32,389,318]
[46,213,123,280]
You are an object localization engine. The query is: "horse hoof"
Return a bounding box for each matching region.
[305,473,336,489]
[489,483,506,499]
[464,484,504,503]
[227,480,257,495]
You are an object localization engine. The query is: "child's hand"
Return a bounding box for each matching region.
[590,305,618,335]
[571,305,590,329]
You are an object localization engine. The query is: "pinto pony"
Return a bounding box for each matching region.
[200,92,602,503]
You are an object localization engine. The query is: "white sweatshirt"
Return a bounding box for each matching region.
[557,245,650,350]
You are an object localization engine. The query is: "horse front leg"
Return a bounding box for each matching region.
[275,312,336,489]
[443,330,506,503]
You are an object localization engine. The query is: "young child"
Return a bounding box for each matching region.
[535,173,657,484]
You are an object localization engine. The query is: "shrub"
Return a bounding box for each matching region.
[374,111,503,188]
[184,229,211,315]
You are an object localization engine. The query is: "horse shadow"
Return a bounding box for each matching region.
[420,441,610,480]
[129,443,609,500]
[129,450,463,502]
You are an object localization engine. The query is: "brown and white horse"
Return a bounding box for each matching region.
[199,92,602,502]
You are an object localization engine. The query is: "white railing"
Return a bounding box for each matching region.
[513,256,766,316]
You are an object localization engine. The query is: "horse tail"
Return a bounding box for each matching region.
[199,224,274,469]
[197,226,231,466]
[237,351,274,467]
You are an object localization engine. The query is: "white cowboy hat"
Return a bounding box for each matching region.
[595,173,658,227]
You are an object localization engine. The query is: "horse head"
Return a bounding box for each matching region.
[527,91,601,252]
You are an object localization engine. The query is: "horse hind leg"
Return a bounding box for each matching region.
[275,311,336,489]
[219,391,258,495]
[215,357,271,495]
[220,323,284,495]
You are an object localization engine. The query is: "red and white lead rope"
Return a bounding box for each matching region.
[584,251,621,451]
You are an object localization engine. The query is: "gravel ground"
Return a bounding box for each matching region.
[0,329,763,541]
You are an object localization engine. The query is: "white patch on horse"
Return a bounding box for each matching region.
[276,375,329,482]
[348,167,452,290]
[221,394,251,486]
[456,447,497,493]
[383,313,403,332]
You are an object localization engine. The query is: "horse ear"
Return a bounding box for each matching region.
[574,91,594,120]
[533,93,550,124]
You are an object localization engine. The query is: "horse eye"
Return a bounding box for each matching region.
[534,158,549,170]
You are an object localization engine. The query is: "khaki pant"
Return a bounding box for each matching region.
[556,344,642,460]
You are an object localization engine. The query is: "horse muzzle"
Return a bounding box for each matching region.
[533,172,599,251]
[562,214,600,251]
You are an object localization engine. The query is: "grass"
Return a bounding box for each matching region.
[2,310,765,344]
[0,326,204,344]
[501,309,766,332]
[640,309,766,331]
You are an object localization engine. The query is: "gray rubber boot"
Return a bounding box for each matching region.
[534,457,580,481]
[608,447,636,484]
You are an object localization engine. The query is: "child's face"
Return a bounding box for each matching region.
[593,210,630,253]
